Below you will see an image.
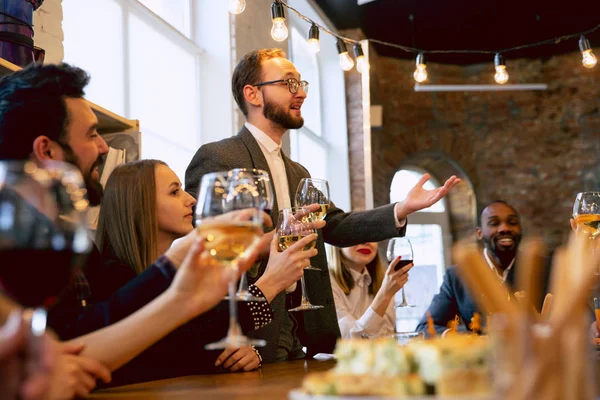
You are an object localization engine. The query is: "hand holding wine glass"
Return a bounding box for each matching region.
[386,238,416,308]
[276,208,323,312]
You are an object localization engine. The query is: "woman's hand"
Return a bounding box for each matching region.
[214,346,261,372]
[379,257,413,298]
[254,234,318,302]
[47,340,111,399]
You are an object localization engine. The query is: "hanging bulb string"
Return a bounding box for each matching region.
[278,1,600,57]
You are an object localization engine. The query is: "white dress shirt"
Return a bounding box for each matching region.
[246,122,295,291]
[245,122,291,211]
[329,268,396,339]
[483,248,514,282]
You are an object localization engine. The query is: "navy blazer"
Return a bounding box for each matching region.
[415,266,485,335]
[415,261,551,336]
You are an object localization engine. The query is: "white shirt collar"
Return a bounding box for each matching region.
[348,267,372,288]
[483,248,515,282]
[245,122,281,154]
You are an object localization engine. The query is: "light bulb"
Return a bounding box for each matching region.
[582,49,597,68]
[353,43,369,74]
[271,18,288,42]
[579,35,597,69]
[307,24,320,54]
[494,65,509,84]
[336,39,354,71]
[413,65,427,82]
[339,52,354,71]
[413,53,427,83]
[493,53,509,84]
[307,38,320,54]
[356,56,370,73]
[228,0,246,14]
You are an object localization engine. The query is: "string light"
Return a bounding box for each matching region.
[494,53,509,84]
[270,1,288,42]
[353,43,369,73]
[413,53,427,83]
[578,35,597,68]
[307,23,320,54]
[228,0,246,15]
[251,2,600,82]
[336,39,354,71]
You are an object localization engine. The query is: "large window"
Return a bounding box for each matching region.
[287,0,350,211]
[390,168,451,332]
[63,0,201,181]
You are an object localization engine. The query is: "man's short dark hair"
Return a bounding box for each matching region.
[477,200,518,226]
[0,63,90,160]
[232,48,286,116]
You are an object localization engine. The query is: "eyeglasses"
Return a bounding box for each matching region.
[253,78,309,94]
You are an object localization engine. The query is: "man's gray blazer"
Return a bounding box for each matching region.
[184,126,405,362]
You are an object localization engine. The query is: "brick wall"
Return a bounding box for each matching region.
[343,30,600,249]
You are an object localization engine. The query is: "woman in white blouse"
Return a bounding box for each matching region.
[328,242,413,339]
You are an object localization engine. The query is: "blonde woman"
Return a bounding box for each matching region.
[89,160,315,385]
[328,243,413,339]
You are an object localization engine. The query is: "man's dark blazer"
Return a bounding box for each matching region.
[415,259,551,335]
[185,126,405,362]
[415,266,488,335]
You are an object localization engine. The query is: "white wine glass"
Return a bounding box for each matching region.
[295,178,329,270]
[387,237,415,308]
[277,207,323,312]
[196,170,266,349]
[573,192,600,239]
[229,168,274,302]
[295,178,330,221]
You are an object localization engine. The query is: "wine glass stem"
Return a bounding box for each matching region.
[227,280,242,338]
[401,287,408,306]
[300,275,311,306]
[237,271,248,293]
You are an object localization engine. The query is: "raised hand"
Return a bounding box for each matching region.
[395,174,461,219]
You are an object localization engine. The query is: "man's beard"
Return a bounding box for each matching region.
[62,146,103,206]
[263,97,304,130]
[483,233,522,264]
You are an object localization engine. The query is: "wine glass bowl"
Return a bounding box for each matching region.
[295,178,330,221]
[386,237,415,308]
[227,168,274,302]
[0,160,92,308]
[573,192,600,239]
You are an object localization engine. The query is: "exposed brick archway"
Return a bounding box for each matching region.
[390,151,477,243]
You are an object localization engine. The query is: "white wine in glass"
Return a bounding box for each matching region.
[277,208,323,312]
[196,170,266,350]
[227,168,274,302]
[573,191,600,239]
[295,178,330,221]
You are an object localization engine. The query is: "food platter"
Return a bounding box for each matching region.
[289,389,491,400]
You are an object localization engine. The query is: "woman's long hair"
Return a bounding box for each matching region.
[327,244,386,296]
[96,159,167,275]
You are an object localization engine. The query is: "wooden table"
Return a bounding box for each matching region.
[89,359,334,400]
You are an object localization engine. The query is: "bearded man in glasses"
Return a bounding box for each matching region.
[185,48,460,364]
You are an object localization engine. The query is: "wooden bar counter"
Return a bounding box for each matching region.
[89,359,334,400]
